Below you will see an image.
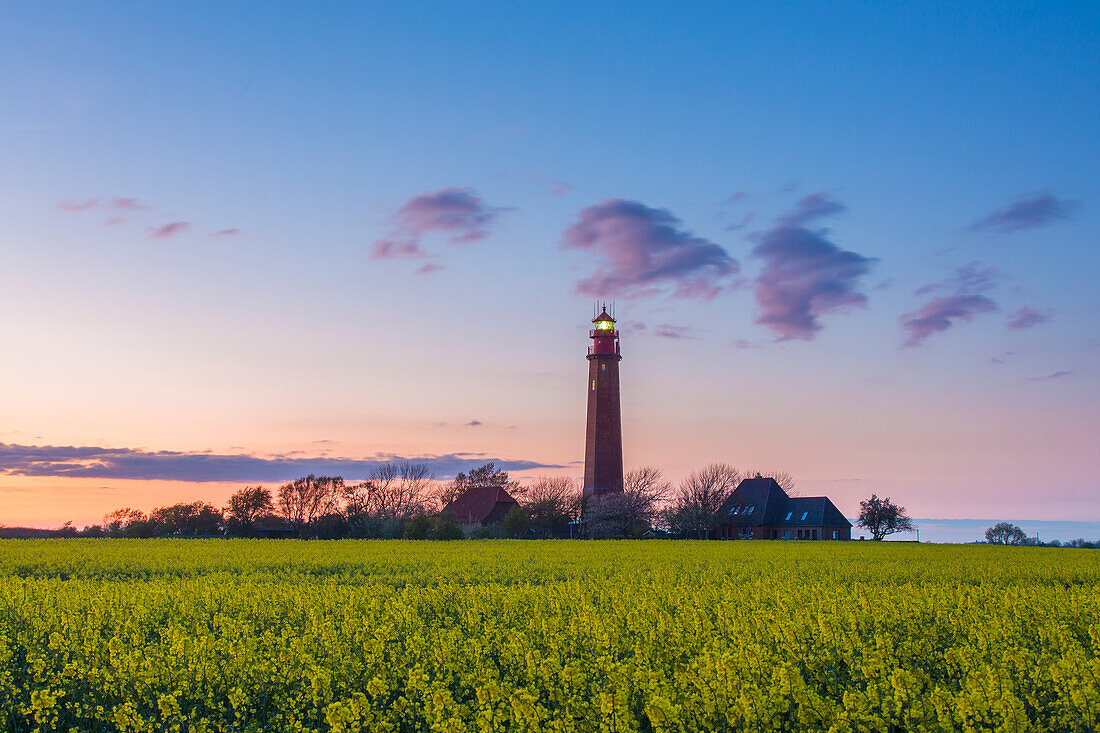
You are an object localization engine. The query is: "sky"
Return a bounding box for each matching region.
[1,1,1098,533]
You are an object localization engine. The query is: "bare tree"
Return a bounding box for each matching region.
[277,475,343,526]
[666,463,742,539]
[625,466,673,504]
[523,476,582,537]
[857,494,915,541]
[745,469,798,496]
[345,463,432,521]
[583,466,670,538]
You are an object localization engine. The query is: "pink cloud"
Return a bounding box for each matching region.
[210,229,240,237]
[102,217,127,227]
[550,180,573,196]
[751,195,875,340]
[900,262,1002,346]
[378,187,504,248]
[560,199,739,299]
[900,295,998,347]
[371,239,426,260]
[145,222,191,240]
[1007,306,1051,330]
[416,262,445,275]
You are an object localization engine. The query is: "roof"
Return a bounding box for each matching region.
[592,307,616,324]
[443,486,520,525]
[719,477,851,528]
[718,477,788,525]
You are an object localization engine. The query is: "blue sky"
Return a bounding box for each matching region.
[1,1,1097,526]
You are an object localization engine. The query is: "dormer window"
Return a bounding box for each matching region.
[801,511,809,521]
[785,512,793,521]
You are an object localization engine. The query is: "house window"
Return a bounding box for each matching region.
[785,512,793,521]
[772,529,778,539]
[832,530,839,540]
[812,529,818,540]
[783,530,791,540]
[801,511,809,521]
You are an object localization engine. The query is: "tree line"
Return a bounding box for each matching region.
[59,461,915,540]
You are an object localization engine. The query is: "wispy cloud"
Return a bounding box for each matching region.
[1007,306,1051,330]
[653,324,696,339]
[751,193,875,340]
[145,222,190,240]
[109,197,150,211]
[968,191,1079,234]
[210,228,240,237]
[0,443,560,482]
[1026,370,1073,382]
[900,295,999,347]
[560,199,739,299]
[550,180,573,196]
[900,262,1001,346]
[371,239,426,260]
[778,191,847,226]
[57,197,100,212]
[465,420,482,427]
[725,211,755,232]
[372,188,506,261]
[416,262,445,275]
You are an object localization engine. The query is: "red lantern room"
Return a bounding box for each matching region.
[589,307,620,356]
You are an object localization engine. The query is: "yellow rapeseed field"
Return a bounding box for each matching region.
[1,539,1098,731]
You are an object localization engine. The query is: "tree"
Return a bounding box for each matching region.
[344,463,431,523]
[985,522,1028,545]
[403,513,434,540]
[435,462,525,508]
[522,476,582,538]
[432,513,465,540]
[225,486,274,535]
[584,466,671,538]
[149,502,223,536]
[857,495,915,541]
[277,475,343,527]
[665,463,741,539]
[103,508,154,538]
[501,506,533,538]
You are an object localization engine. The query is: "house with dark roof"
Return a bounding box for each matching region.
[716,476,851,540]
[444,486,521,529]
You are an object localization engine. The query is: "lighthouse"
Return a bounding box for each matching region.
[583,306,624,497]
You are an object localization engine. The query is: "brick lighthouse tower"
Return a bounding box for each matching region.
[583,305,624,498]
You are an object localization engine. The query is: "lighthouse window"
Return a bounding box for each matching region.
[591,380,596,390]
[600,363,606,372]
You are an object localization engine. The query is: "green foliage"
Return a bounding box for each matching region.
[2,540,1099,731]
[857,494,916,540]
[403,513,434,540]
[432,514,465,541]
[986,522,1029,545]
[501,506,533,538]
